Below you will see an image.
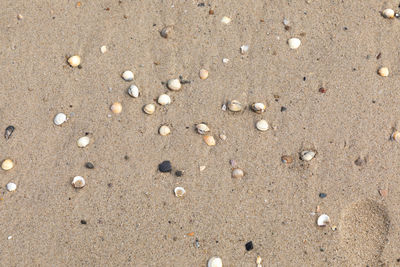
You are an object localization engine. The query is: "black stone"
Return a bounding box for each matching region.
[85,162,94,169]
[4,126,14,140]
[281,106,287,112]
[245,241,254,251]
[175,170,183,177]
[319,193,327,198]
[159,161,172,172]
[81,220,87,225]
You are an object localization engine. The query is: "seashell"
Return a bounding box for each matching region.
[392,131,400,142]
[100,45,107,53]
[128,85,139,98]
[256,120,269,131]
[208,257,223,267]
[382,9,395,19]
[199,165,206,171]
[77,136,90,148]
[203,135,216,146]
[160,25,173,38]
[288,38,301,49]
[221,16,231,24]
[2,159,14,171]
[6,182,16,192]
[378,67,389,77]
[317,214,330,227]
[68,55,81,67]
[199,69,209,80]
[222,58,229,63]
[232,168,244,178]
[256,256,262,265]
[121,70,134,81]
[159,125,171,136]
[240,45,249,54]
[251,103,266,113]
[143,103,155,114]
[301,151,315,161]
[111,102,122,114]
[281,155,293,164]
[158,94,171,105]
[167,79,182,91]
[227,100,242,112]
[219,134,227,140]
[174,187,186,197]
[72,176,85,188]
[5,125,15,140]
[196,123,210,135]
[54,113,67,126]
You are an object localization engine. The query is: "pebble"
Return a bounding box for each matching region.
[85,162,94,169]
[54,113,67,126]
[2,159,14,171]
[382,9,395,19]
[245,241,254,251]
[208,257,222,267]
[288,38,301,49]
[317,214,330,227]
[68,55,81,67]
[251,103,266,113]
[240,45,249,54]
[100,45,107,53]
[174,187,186,197]
[128,85,139,98]
[281,155,293,164]
[72,176,86,188]
[158,94,171,105]
[196,123,210,135]
[301,151,315,161]
[143,103,156,114]
[227,100,242,112]
[256,120,269,131]
[122,70,134,81]
[319,193,327,198]
[280,106,287,112]
[5,126,15,140]
[159,125,171,136]
[17,14,23,20]
[160,25,173,38]
[232,168,244,178]
[221,16,231,24]
[77,136,90,148]
[6,182,17,192]
[167,79,182,91]
[175,170,183,177]
[159,161,172,172]
[111,102,122,114]
[378,67,389,77]
[199,69,209,80]
[203,135,216,146]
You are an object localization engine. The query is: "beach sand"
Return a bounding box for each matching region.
[1,0,400,266]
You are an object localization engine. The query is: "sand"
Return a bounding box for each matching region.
[1,0,400,266]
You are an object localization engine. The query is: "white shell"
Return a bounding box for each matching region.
[222,58,229,64]
[54,113,67,126]
[77,136,90,148]
[256,120,269,131]
[196,123,210,135]
[317,214,330,227]
[288,38,301,49]
[227,100,242,112]
[382,9,395,18]
[251,103,266,113]
[72,176,85,188]
[232,168,244,178]
[159,125,171,136]
[392,131,400,142]
[301,151,315,161]
[2,159,14,171]
[100,45,107,53]
[167,79,181,91]
[240,45,249,54]
[221,16,231,24]
[68,55,81,67]
[128,85,139,98]
[122,70,134,81]
[378,67,389,77]
[143,104,155,114]
[6,182,16,192]
[208,257,223,267]
[174,187,186,197]
[158,94,171,105]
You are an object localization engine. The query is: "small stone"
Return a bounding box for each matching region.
[6,182,17,192]
[85,162,94,169]
[54,113,67,125]
[68,55,81,67]
[159,125,171,136]
[199,69,209,80]
[245,241,254,251]
[5,126,15,140]
[80,220,87,225]
[378,67,389,77]
[143,103,156,114]
[281,155,293,164]
[256,120,269,131]
[160,25,173,38]
[72,176,85,188]
[379,189,388,197]
[208,257,222,267]
[17,14,23,20]
[319,87,327,93]
[167,79,181,91]
[122,70,134,81]
[319,193,327,198]
[158,94,171,105]
[110,102,122,114]
[159,161,172,172]
[288,38,301,49]
[175,170,183,177]
[221,16,231,24]
[2,159,14,171]
[128,85,139,98]
[281,106,287,112]
[100,45,107,53]
[174,187,186,197]
[77,136,90,148]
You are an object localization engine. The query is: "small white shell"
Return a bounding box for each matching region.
[174,187,186,197]
[232,168,244,178]
[251,103,266,113]
[159,125,171,136]
[382,9,395,19]
[227,100,242,112]
[240,45,249,54]
[196,123,210,135]
[54,113,67,126]
[127,85,139,98]
[68,55,81,67]
[208,257,223,267]
[122,70,134,81]
[143,104,155,114]
[222,58,229,64]
[256,120,269,131]
[288,38,301,49]
[100,45,107,53]
[317,214,330,227]
[6,182,16,192]
[167,79,182,91]
[301,151,315,161]
[158,94,171,105]
[77,136,90,148]
[392,131,400,142]
[199,69,209,80]
[72,176,85,188]
[2,159,14,171]
[378,67,389,77]
[221,16,231,24]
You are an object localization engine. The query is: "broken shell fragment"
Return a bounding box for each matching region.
[240,45,249,54]
[167,79,182,91]
[232,168,244,178]
[122,70,134,81]
[251,103,266,113]
[378,67,389,77]
[158,94,171,105]
[77,136,90,148]
[111,102,122,114]
[392,131,400,142]
[160,25,173,38]
[143,104,155,114]
[199,69,209,80]
[196,123,210,135]
[1,159,14,171]
[256,120,269,131]
[159,125,171,136]
[288,38,301,49]
[227,100,242,112]
[100,45,107,53]
[128,85,139,98]
[54,113,67,125]
[281,155,293,164]
[203,135,216,146]
[317,214,330,227]
[382,9,395,19]
[301,151,315,161]
[221,16,231,24]
[72,176,85,188]
[68,55,81,67]
[6,182,16,192]
[174,187,186,197]
[208,257,223,267]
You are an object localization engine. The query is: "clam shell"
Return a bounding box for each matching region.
[203,135,216,146]
[288,38,301,49]
[143,104,155,114]
[208,257,223,267]
[2,159,14,171]
[256,120,269,131]
[382,9,395,18]
[378,67,389,77]
[111,102,122,114]
[174,187,186,197]
[251,103,266,113]
[317,214,330,227]
[199,69,209,80]
[301,151,315,161]
[232,168,244,178]
[122,70,134,81]
[392,131,400,142]
[68,55,81,67]
[167,79,181,91]
[72,176,85,188]
[77,136,90,148]
[128,85,139,98]
[6,182,16,192]
[54,113,67,126]
[227,100,242,112]
[196,123,210,135]
[159,125,171,136]
[158,94,171,105]
[160,25,173,38]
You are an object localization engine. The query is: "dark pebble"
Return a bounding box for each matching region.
[319,87,327,93]
[175,170,183,177]
[245,241,254,251]
[281,106,287,112]
[85,162,94,169]
[4,126,15,140]
[197,3,205,7]
[81,220,87,225]
[319,193,327,198]
[159,161,172,172]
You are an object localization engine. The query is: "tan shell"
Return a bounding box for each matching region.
[256,120,269,131]
[199,69,209,80]
[232,168,244,178]
[161,25,173,38]
[159,125,171,136]
[301,151,315,161]
[143,104,155,115]
[1,159,14,171]
[167,79,181,91]
[392,131,400,142]
[251,102,266,113]
[227,100,242,112]
[68,55,81,67]
[111,102,122,114]
[158,94,171,105]
[378,67,389,77]
[203,135,216,146]
[196,123,210,135]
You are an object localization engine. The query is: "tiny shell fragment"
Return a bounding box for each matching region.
[221,16,231,24]
[281,155,293,164]
[378,67,389,77]
[240,45,249,54]
[72,176,85,188]
[68,55,81,67]
[5,126,15,140]
[288,38,301,49]
[161,25,173,38]
[317,214,330,227]
[174,187,186,197]
[2,159,14,171]
[392,131,400,142]
[203,135,216,146]
[100,45,107,53]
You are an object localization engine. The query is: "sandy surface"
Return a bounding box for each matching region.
[1,0,400,266]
